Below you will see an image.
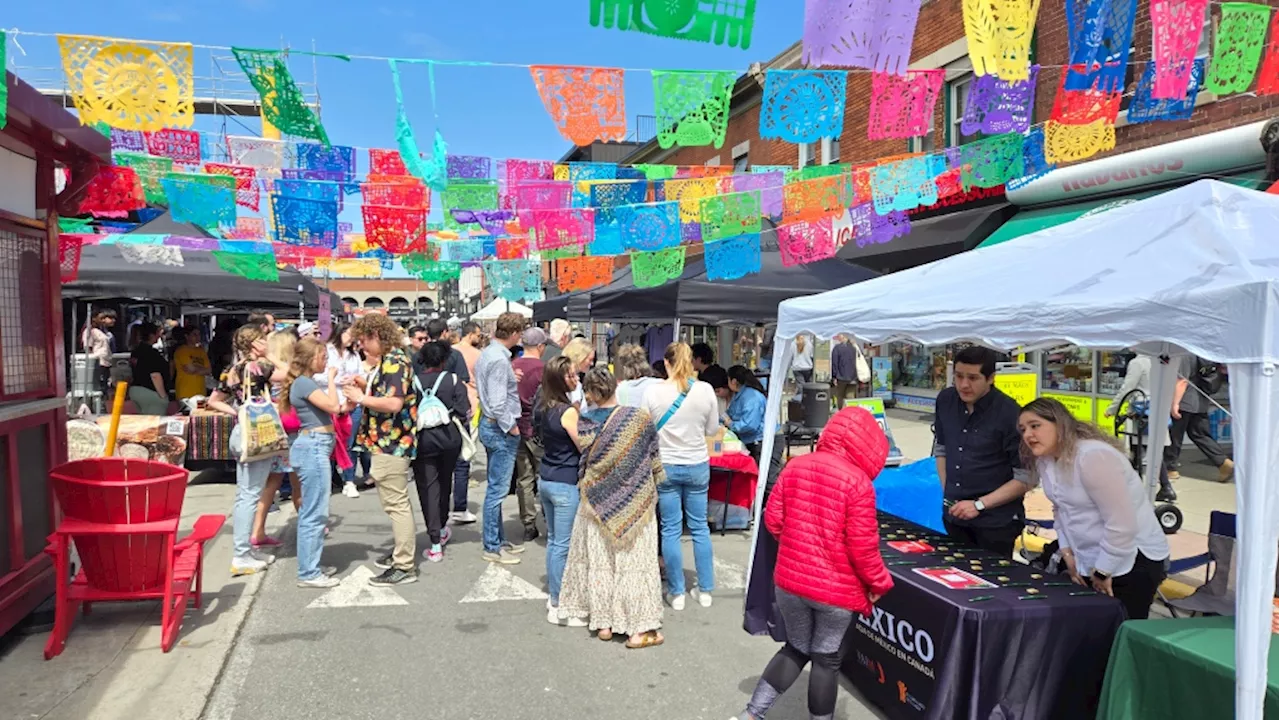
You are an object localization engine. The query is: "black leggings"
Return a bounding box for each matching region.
[1112,551,1168,620]
[412,447,460,546]
[745,587,853,720]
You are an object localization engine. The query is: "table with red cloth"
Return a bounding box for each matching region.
[708,452,758,529]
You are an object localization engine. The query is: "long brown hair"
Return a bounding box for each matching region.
[1019,397,1123,485]
[664,342,696,386]
[537,356,575,412]
[279,337,327,415]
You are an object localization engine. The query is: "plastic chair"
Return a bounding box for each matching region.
[1163,511,1237,617]
[43,458,225,659]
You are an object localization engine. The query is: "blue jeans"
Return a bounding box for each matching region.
[292,432,336,580]
[453,458,470,512]
[658,462,715,596]
[231,425,274,561]
[539,481,580,604]
[345,406,371,482]
[478,420,519,553]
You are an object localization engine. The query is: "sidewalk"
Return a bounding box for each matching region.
[0,469,284,720]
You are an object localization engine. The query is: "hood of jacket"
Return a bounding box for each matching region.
[815,406,889,480]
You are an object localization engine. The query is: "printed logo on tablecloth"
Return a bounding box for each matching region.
[912,567,996,591]
[887,540,934,554]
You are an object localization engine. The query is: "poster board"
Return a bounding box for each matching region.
[871,356,894,401]
[845,397,904,467]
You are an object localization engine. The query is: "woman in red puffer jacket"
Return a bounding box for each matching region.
[736,406,893,720]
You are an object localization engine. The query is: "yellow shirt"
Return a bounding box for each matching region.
[173,345,211,400]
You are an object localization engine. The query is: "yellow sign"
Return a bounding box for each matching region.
[994,372,1037,407]
[1043,392,1095,424]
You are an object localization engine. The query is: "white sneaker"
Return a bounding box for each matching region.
[666,593,686,611]
[250,549,277,565]
[342,482,360,498]
[297,575,340,589]
[547,607,565,626]
[450,510,478,524]
[320,565,338,577]
[565,617,588,628]
[691,588,714,608]
[231,555,270,576]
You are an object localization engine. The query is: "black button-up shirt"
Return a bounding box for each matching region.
[932,386,1029,528]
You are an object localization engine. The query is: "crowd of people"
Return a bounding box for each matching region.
[189,309,777,650]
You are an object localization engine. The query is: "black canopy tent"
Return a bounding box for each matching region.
[532,258,709,323]
[64,244,340,311]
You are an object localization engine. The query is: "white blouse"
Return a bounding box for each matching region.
[1036,439,1170,577]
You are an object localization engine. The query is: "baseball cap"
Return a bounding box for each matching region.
[297,321,317,336]
[521,327,548,347]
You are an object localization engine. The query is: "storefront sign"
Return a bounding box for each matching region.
[906,183,1005,217]
[1043,392,1095,424]
[872,357,894,401]
[1006,121,1268,206]
[994,371,1037,407]
[893,392,936,412]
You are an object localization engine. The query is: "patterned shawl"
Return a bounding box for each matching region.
[577,405,665,548]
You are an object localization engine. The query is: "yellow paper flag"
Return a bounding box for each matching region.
[57,34,194,131]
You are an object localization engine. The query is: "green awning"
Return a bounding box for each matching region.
[978,170,1268,249]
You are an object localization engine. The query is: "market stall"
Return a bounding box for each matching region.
[748,181,1279,720]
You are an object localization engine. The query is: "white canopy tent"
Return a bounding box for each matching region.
[471,298,534,321]
[750,181,1279,719]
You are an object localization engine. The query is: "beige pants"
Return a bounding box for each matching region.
[370,454,415,571]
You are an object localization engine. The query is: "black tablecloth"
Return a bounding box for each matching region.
[745,511,1126,720]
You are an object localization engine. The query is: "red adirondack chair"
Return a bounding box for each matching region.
[43,458,225,659]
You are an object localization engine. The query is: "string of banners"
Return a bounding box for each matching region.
[20,0,1279,299]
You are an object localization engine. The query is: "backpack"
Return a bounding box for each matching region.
[415,372,453,431]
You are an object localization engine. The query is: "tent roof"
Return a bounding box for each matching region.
[472,298,533,320]
[775,180,1279,365]
[64,244,332,310]
[124,209,218,238]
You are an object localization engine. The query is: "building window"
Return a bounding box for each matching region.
[363,296,384,309]
[341,297,358,308]
[388,296,411,313]
[732,140,750,170]
[705,155,721,166]
[823,137,840,164]
[799,141,819,167]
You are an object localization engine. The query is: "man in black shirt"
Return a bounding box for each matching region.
[933,347,1031,558]
[421,318,470,383]
[691,342,724,383]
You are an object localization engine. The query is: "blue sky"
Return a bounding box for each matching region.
[4,0,809,164]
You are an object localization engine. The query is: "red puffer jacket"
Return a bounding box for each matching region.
[766,406,893,615]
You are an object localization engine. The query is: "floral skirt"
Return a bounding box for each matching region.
[557,504,663,636]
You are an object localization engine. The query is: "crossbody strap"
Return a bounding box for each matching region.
[655,380,693,432]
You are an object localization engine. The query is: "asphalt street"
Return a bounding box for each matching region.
[201,483,886,720]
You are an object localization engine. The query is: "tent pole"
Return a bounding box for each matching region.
[672,318,681,339]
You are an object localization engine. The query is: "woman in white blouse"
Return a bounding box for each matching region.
[1018,398,1170,620]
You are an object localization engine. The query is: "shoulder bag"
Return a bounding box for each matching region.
[655,379,694,432]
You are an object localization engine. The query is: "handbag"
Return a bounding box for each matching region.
[280,407,302,434]
[235,364,290,463]
[854,343,871,384]
[454,417,477,461]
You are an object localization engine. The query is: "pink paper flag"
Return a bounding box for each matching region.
[778,219,836,267]
[1150,0,1209,100]
[867,70,944,140]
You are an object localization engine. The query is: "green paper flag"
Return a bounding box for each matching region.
[114,151,174,206]
[590,0,757,50]
[213,251,279,282]
[634,164,678,180]
[59,217,95,233]
[388,60,448,192]
[1205,3,1272,94]
[652,70,736,150]
[232,48,330,146]
[0,31,7,130]
[401,253,462,282]
[631,246,686,288]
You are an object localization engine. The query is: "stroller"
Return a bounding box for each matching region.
[1113,389,1184,534]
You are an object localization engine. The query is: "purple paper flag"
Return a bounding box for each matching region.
[802,0,922,75]
[960,66,1039,136]
[728,171,785,221]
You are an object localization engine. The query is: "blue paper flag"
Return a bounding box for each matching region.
[1065,0,1138,92]
[759,70,846,143]
[569,162,618,208]
[615,201,682,252]
[1005,128,1057,191]
[705,233,761,281]
[271,193,339,248]
[161,177,236,229]
[1128,59,1205,125]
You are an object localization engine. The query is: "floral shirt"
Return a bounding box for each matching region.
[215,359,275,409]
[356,348,419,458]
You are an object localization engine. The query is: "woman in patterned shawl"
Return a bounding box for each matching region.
[556,367,666,649]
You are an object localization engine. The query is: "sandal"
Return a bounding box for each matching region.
[251,536,282,548]
[625,631,664,649]
[598,629,613,641]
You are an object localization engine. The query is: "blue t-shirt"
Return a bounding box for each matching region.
[289,376,333,429]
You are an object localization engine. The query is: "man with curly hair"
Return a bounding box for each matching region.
[344,314,420,585]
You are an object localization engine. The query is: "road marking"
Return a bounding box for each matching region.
[306,565,411,609]
[716,557,746,590]
[460,564,548,603]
